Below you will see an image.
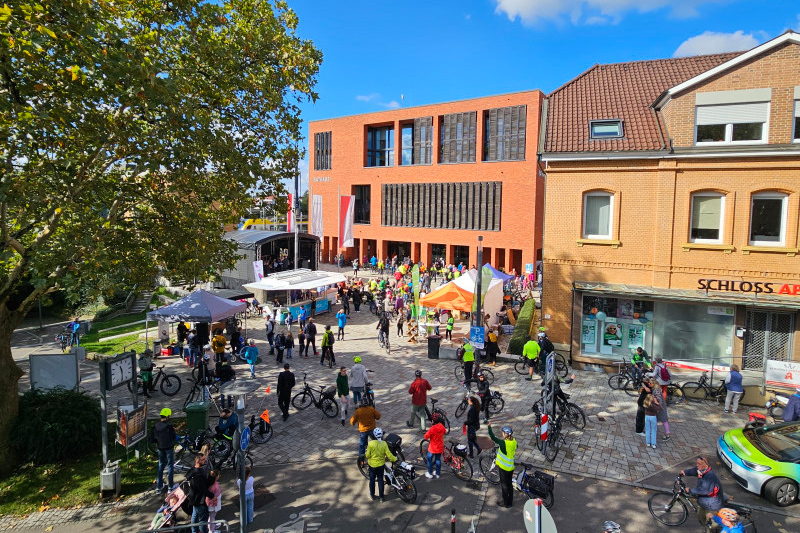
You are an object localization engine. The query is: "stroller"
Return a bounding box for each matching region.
[150,481,190,529]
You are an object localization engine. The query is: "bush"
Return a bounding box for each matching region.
[12,388,102,463]
[507,299,536,355]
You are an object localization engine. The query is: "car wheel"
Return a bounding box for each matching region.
[764,477,798,507]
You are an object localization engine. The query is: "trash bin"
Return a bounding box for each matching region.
[427,335,442,359]
[184,401,210,439]
[100,461,121,496]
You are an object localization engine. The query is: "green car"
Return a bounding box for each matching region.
[717,421,800,507]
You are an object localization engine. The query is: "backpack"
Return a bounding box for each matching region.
[275,333,286,349]
[659,365,671,382]
[327,331,335,345]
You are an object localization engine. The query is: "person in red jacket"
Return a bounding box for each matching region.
[424,413,447,478]
[407,369,432,430]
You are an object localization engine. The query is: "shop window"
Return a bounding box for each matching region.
[580,296,654,358]
[582,192,613,239]
[689,193,724,243]
[695,102,768,144]
[652,301,734,366]
[749,192,787,246]
[589,120,623,139]
[353,185,371,225]
[367,126,394,167]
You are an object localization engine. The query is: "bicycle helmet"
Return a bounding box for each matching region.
[476,371,485,378]
[537,331,546,338]
[414,369,422,377]
[160,408,172,418]
[373,427,384,439]
[431,412,443,424]
[360,396,371,407]
[354,356,362,363]
[717,509,738,522]
[248,338,256,345]
[501,425,513,436]
[602,521,621,533]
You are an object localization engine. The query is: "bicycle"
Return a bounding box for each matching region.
[423,398,451,434]
[148,433,204,474]
[183,375,222,409]
[608,361,634,390]
[648,474,757,530]
[454,359,495,385]
[543,414,566,462]
[454,384,504,418]
[378,327,391,354]
[357,458,418,503]
[321,347,335,368]
[531,381,586,431]
[357,432,406,476]
[54,332,69,352]
[248,392,274,446]
[513,462,555,508]
[419,439,473,481]
[291,373,339,418]
[515,353,569,379]
[681,371,727,403]
[128,365,182,396]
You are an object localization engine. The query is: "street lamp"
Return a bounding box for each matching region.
[474,235,483,328]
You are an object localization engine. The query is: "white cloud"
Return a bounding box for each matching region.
[673,30,761,57]
[493,0,721,26]
[382,100,400,109]
[355,93,379,102]
[356,93,402,109]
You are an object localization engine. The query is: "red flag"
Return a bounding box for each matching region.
[260,408,270,424]
[287,193,293,232]
[265,386,271,394]
[338,195,354,247]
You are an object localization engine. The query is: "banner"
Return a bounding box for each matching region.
[286,193,294,232]
[412,264,420,314]
[253,260,264,280]
[339,195,355,248]
[766,359,800,388]
[117,404,147,449]
[311,194,323,239]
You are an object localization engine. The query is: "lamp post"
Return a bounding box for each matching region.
[237,395,246,533]
[474,235,483,327]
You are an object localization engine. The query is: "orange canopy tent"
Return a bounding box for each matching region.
[419,281,474,312]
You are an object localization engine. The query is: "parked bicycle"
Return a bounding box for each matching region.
[128,365,182,396]
[681,371,726,402]
[454,383,504,418]
[419,439,473,482]
[543,414,566,462]
[148,433,204,474]
[248,392,274,446]
[423,398,451,434]
[765,389,789,420]
[183,375,222,409]
[514,352,569,379]
[531,379,586,430]
[513,462,555,508]
[648,474,757,530]
[291,373,339,418]
[454,359,495,385]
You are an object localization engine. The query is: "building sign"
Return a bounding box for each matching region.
[117,404,147,449]
[765,360,800,388]
[313,177,330,183]
[698,279,800,295]
[707,306,734,316]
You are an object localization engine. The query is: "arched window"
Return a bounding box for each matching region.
[749,192,788,246]
[583,192,613,240]
[689,193,725,243]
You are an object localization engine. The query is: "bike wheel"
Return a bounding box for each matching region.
[648,492,688,526]
[544,432,560,462]
[357,455,369,479]
[533,425,542,451]
[292,391,313,410]
[515,360,528,375]
[450,455,473,482]
[228,352,237,364]
[564,403,586,430]
[681,382,707,402]
[419,439,430,461]
[526,486,554,509]
[454,401,467,419]
[667,384,685,405]
[395,472,417,503]
[128,377,144,395]
[250,419,273,444]
[488,396,505,415]
[555,360,568,379]
[481,369,495,385]
[608,373,627,390]
[209,438,232,463]
[160,375,182,396]
[454,365,466,382]
[622,377,640,397]
[321,397,339,418]
[232,453,254,471]
[768,405,784,420]
[479,452,500,485]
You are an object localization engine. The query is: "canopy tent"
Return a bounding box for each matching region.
[146,289,247,323]
[483,262,514,282]
[243,268,346,292]
[420,269,504,326]
[207,288,254,301]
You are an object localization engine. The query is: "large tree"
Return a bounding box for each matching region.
[0,0,320,474]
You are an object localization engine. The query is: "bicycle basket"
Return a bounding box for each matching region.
[385,433,403,454]
[397,461,416,479]
[322,385,336,399]
[453,444,469,457]
[492,391,502,399]
[524,470,555,496]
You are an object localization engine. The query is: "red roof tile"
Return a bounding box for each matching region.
[543,53,742,154]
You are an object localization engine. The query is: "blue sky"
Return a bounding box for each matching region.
[290,0,800,191]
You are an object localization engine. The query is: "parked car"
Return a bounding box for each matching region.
[717,421,800,507]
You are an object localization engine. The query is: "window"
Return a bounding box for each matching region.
[400,117,433,165]
[483,105,526,161]
[590,120,623,139]
[695,102,769,144]
[749,193,788,246]
[353,185,370,224]
[440,112,477,163]
[367,126,394,167]
[794,101,800,142]
[382,182,501,231]
[690,193,725,243]
[314,131,331,170]
[583,192,613,239]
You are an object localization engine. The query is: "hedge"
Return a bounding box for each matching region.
[507,299,536,355]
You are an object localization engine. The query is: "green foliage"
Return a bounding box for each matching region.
[507,299,536,355]
[11,388,102,463]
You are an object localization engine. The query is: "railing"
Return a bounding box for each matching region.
[138,519,230,533]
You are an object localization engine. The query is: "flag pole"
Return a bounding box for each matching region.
[294,163,299,270]
[337,185,341,271]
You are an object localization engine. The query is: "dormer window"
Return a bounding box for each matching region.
[589,120,623,139]
[694,89,770,145]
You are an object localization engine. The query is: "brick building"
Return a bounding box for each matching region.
[540,32,800,371]
[308,91,545,272]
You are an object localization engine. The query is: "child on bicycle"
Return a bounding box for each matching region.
[710,508,744,533]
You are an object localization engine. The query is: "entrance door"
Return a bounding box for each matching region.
[743,310,794,370]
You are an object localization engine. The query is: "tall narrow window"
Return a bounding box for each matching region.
[400,117,433,165]
[690,193,724,243]
[314,131,332,170]
[794,100,800,142]
[440,112,477,163]
[583,192,613,239]
[401,124,413,165]
[483,106,526,161]
[367,126,394,167]
[353,185,371,224]
[749,193,788,246]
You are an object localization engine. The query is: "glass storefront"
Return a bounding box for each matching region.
[581,296,654,359]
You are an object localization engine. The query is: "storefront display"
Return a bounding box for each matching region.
[581,296,653,358]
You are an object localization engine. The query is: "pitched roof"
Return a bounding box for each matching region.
[543,53,742,154]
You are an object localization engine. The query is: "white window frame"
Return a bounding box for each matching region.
[793,100,800,143]
[749,192,788,247]
[694,102,770,146]
[582,192,614,240]
[689,193,725,244]
[589,119,624,139]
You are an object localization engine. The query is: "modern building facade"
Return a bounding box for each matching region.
[308,91,546,272]
[541,32,800,371]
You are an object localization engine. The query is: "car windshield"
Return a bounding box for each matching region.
[747,422,800,462]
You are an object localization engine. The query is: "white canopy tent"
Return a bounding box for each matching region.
[243,268,346,292]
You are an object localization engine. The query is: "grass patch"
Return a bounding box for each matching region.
[507,299,536,355]
[81,311,152,357]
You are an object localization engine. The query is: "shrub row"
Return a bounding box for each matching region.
[506,299,536,355]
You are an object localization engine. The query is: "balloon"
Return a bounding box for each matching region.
[645,311,654,321]
[591,307,598,314]
[633,313,639,319]
[588,314,595,319]
[595,311,607,321]
[640,318,648,323]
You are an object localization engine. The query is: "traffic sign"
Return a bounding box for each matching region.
[545,353,555,383]
[469,326,485,349]
[240,426,251,451]
[523,498,557,533]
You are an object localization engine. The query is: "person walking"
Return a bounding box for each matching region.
[320,325,335,366]
[274,329,286,363]
[351,396,382,455]
[465,396,482,458]
[681,456,725,526]
[337,366,350,426]
[237,466,255,525]
[265,316,276,356]
[277,363,295,422]
[187,454,214,533]
[635,378,655,436]
[461,339,475,383]
[486,328,499,366]
[350,356,369,404]
[285,330,294,360]
[523,335,541,381]
[396,312,405,337]
[424,413,447,479]
[151,408,177,493]
[724,364,744,413]
[336,308,347,340]
[242,339,259,379]
[366,427,396,503]
[643,393,662,449]
[303,318,317,357]
[298,307,307,331]
[407,369,432,431]
[352,257,360,277]
[487,422,516,508]
[445,314,454,341]
[206,470,221,533]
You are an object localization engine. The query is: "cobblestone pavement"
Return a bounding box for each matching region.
[6,300,788,529]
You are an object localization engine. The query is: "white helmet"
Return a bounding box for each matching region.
[373,427,384,439]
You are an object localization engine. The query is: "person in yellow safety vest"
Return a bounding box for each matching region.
[488,422,516,508]
[461,339,475,382]
[523,334,541,381]
[445,315,454,341]
[365,427,396,503]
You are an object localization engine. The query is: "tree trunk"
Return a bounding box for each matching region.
[0,303,25,476]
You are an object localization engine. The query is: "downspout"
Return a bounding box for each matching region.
[569,283,575,366]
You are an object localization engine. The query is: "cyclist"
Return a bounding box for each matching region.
[487,422,516,508]
[680,456,724,526]
[216,408,239,440]
[365,427,396,503]
[461,338,475,382]
[377,313,390,347]
[320,325,335,366]
[710,508,744,533]
[424,413,447,479]
[630,346,651,383]
[523,335,541,381]
[350,396,382,455]
[602,521,621,533]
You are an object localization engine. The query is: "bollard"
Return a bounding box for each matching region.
[450,508,456,533]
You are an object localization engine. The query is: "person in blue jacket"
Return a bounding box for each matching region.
[783,388,800,422]
[336,308,347,340]
[681,456,724,526]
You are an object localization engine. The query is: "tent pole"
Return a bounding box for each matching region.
[145,318,149,350]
